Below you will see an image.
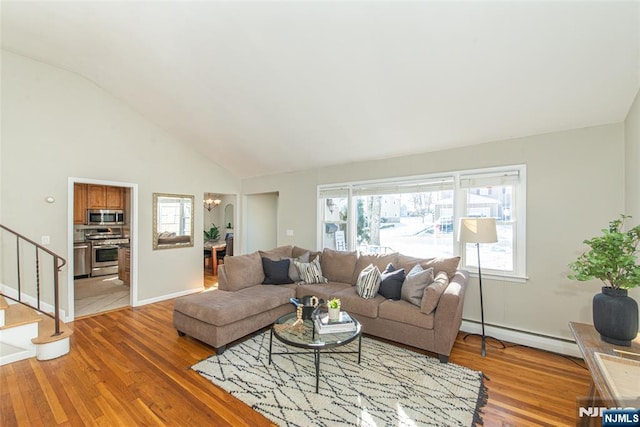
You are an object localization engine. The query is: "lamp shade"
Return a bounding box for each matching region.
[458,217,498,244]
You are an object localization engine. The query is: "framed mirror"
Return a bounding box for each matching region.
[153,193,194,250]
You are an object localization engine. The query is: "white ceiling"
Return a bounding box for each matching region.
[2,1,639,178]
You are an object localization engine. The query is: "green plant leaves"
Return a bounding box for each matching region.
[204,223,220,240]
[568,215,640,289]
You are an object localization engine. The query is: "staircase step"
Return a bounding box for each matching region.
[0,342,34,366]
[0,303,42,330]
[32,315,73,344]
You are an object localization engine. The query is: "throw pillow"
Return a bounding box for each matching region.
[261,258,294,285]
[355,263,382,299]
[293,257,328,284]
[421,271,450,314]
[401,264,434,307]
[378,263,405,300]
[285,251,310,282]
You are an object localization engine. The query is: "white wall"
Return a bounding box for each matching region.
[626,89,640,220]
[244,192,278,253]
[242,124,631,341]
[0,50,241,311]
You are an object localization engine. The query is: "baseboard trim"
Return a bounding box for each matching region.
[135,287,202,307]
[460,320,582,358]
[0,283,69,323]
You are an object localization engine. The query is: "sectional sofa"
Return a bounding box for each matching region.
[173,246,469,362]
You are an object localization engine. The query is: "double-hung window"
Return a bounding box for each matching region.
[318,165,526,281]
[319,187,350,251]
[459,168,526,279]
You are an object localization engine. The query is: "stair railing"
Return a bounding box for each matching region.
[0,224,66,336]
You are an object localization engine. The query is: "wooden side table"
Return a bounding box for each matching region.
[570,321,640,425]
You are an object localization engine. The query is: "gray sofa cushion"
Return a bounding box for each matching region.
[396,254,433,272]
[174,285,295,326]
[379,299,435,329]
[396,254,461,280]
[292,246,320,261]
[420,257,461,280]
[295,282,351,302]
[320,248,358,283]
[219,252,265,291]
[351,252,399,284]
[259,245,293,260]
[334,286,387,318]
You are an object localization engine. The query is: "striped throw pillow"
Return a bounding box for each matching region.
[356,263,381,299]
[293,257,328,284]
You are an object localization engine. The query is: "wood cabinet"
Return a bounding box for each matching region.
[74,183,87,224]
[87,185,124,210]
[106,186,124,209]
[118,247,131,286]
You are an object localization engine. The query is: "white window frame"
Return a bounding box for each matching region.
[458,166,527,282]
[317,164,527,283]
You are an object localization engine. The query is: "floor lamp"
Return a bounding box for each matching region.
[459,217,499,357]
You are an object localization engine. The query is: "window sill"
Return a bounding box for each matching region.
[466,271,528,283]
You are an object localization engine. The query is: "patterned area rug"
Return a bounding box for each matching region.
[193,332,487,426]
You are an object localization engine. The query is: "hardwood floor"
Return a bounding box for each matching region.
[1,275,591,426]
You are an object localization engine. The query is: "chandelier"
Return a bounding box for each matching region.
[204,193,222,211]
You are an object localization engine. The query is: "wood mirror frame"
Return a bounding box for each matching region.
[153,193,194,250]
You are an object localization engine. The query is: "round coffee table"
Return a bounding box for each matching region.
[269,310,362,393]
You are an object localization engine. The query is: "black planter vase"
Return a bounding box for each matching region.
[593,287,639,346]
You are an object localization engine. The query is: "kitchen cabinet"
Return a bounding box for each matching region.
[118,246,130,286]
[106,186,124,209]
[87,185,124,209]
[74,183,87,224]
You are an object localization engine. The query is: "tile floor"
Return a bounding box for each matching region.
[74,274,130,318]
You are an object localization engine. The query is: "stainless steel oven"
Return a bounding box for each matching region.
[91,243,120,276]
[86,227,129,277]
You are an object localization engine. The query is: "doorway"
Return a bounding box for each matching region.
[244,192,278,253]
[203,193,237,288]
[68,179,138,320]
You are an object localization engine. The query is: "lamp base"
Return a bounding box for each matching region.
[463,333,506,357]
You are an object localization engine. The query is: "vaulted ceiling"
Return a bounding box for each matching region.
[2,1,639,178]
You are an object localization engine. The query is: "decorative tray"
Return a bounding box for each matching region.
[593,352,640,405]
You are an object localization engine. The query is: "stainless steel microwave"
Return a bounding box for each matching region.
[87,209,125,225]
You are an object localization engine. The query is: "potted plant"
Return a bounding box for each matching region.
[204,223,220,241]
[569,215,640,346]
[327,298,341,321]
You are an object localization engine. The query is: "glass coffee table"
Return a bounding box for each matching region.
[269,310,362,393]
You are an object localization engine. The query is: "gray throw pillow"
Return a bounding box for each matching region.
[285,251,310,281]
[401,264,434,307]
